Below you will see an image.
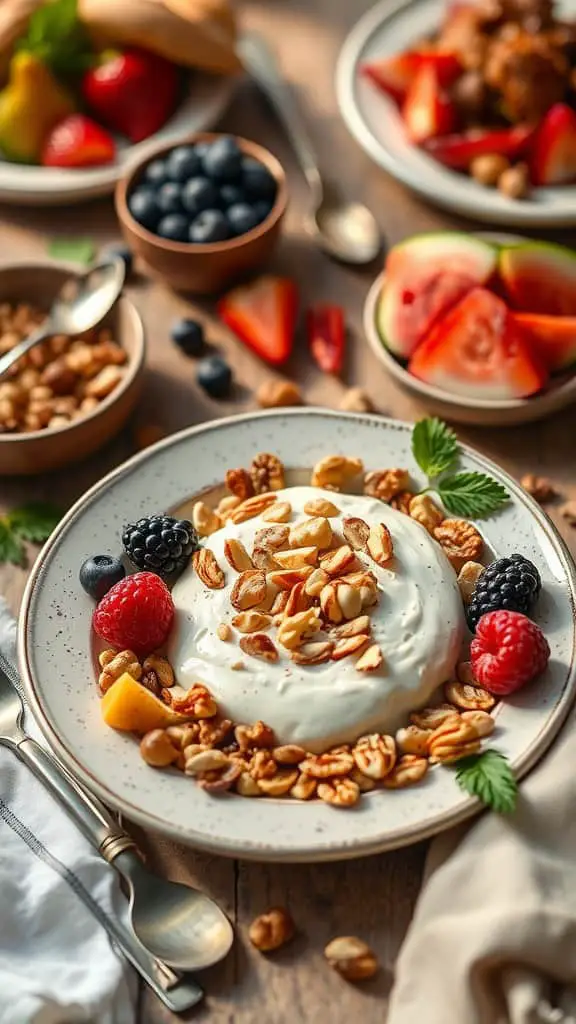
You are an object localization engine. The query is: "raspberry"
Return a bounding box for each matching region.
[93,572,174,656]
[470,610,550,696]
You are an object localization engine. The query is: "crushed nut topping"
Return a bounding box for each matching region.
[300,749,354,778]
[230,570,267,611]
[428,717,482,763]
[367,522,394,566]
[277,608,321,650]
[461,710,495,738]
[395,725,431,756]
[303,497,341,517]
[364,468,410,502]
[342,516,370,552]
[382,755,429,788]
[256,379,302,408]
[521,473,557,504]
[172,684,218,719]
[409,494,445,533]
[239,634,279,663]
[317,778,360,807]
[311,455,364,490]
[304,566,330,598]
[434,519,484,572]
[229,492,278,524]
[142,654,174,688]
[274,546,319,569]
[355,644,383,672]
[192,548,226,590]
[224,537,254,572]
[331,634,370,660]
[444,680,496,712]
[290,774,317,800]
[352,733,396,780]
[284,581,311,617]
[232,610,273,634]
[225,467,254,501]
[250,452,285,494]
[98,649,141,694]
[291,640,334,664]
[192,500,221,538]
[331,614,371,639]
[261,501,292,523]
[390,491,414,515]
[273,744,306,765]
[457,561,485,603]
[289,516,333,550]
[268,567,314,589]
[410,704,459,730]
[319,544,356,576]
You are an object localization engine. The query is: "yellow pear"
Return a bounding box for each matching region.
[0,51,75,163]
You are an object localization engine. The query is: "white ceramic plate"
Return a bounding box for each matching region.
[18,411,576,861]
[336,0,576,227]
[0,73,234,206]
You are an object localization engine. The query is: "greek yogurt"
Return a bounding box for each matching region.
[169,486,465,752]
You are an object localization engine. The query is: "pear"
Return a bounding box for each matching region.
[0,51,75,163]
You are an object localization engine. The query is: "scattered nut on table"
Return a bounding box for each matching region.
[338,387,374,413]
[256,379,303,408]
[248,908,295,951]
[521,473,558,504]
[324,936,378,981]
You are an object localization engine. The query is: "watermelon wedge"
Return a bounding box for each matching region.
[377,233,498,359]
[512,313,576,372]
[408,287,549,399]
[499,241,576,316]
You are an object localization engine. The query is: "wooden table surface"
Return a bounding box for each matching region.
[2,1,576,1020]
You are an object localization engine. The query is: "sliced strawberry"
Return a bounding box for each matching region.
[362,49,461,105]
[423,124,535,170]
[41,114,115,168]
[218,276,298,366]
[512,313,576,372]
[402,63,457,144]
[530,103,576,186]
[409,287,548,399]
[307,304,345,374]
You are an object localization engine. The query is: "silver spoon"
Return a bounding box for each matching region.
[0,257,126,380]
[0,656,234,971]
[239,33,381,265]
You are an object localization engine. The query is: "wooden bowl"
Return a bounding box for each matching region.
[0,262,145,475]
[115,132,288,294]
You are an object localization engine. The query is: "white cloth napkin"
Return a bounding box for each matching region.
[0,597,136,1024]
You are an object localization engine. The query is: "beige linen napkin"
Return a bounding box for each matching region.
[387,702,576,1024]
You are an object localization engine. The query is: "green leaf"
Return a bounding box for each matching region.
[411,418,459,478]
[0,520,26,567]
[48,238,95,265]
[18,0,95,75]
[8,502,62,543]
[455,749,518,815]
[438,472,509,518]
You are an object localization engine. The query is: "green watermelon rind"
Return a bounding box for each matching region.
[499,241,576,314]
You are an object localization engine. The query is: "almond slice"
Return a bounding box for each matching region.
[239,633,279,662]
[291,641,334,665]
[332,634,370,660]
[274,546,318,569]
[342,517,370,552]
[284,582,312,617]
[232,610,273,633]
[303,498,341,517]
[304,567,330,598]
[355,644,383,672]
[230,570,267,610]
[261,501,292,523]
[367,523,394,566]
[268,567,314,590]
[229,492,278,524]
[224,537,254,572]
[319,544,355,576]
[331,615,371,639]
[192,548,226,589]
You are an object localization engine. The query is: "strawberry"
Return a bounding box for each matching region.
[218,276,299,366]
[41,114,115,168]
[362,50,461,105]
[423,124,535,170]
[402,63,457,144]
[530,104,576,186]
[82,48,179,144]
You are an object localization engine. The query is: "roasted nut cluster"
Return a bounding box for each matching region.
[0,301,127,434]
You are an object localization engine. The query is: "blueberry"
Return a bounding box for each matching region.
[157,214,190,242]
[79,554,125,600]
[201,136,242,182]
[219,183,245,208]
[156,181,183,214]
[241,156,277,201]
[181,176,220,217]
[171,318,205,356]
[189,209,230,244]
[144,158,168,186]
[165,145,202,182]
[105,244,133,277]
[197,355,232,398]
[253,199,273,223]
[226,202,260,236]
[128,188,161,231]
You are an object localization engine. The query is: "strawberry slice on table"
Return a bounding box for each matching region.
[41,114,115,168]
[218,276,299,366]
[408,287,548,399]
[423,124,535,170]
[307,304,345,374]
[402,63,457,144]
[530,103,576,186]
[82,48,179,144]
[361,49,461,105]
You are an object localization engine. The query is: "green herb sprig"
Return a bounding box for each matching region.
[17,0,95,77]
[0,503,62,567]
[455,749,518,814]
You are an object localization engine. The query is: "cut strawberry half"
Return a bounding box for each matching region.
[423,124,535,170]
[362,49,461,105]
[530,103,576,186]
[408,287,548,399]
[402,63,457,144]
[218,276,299,366]
[41,114,115,168]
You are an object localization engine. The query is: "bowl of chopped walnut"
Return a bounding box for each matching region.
[0,261,145,474]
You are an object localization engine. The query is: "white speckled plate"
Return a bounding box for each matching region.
[336,0,576,227]
[18,411,576,861]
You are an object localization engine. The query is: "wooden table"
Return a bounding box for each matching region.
[2,1,576,1019]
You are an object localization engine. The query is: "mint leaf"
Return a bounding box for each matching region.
[8,502,62,543]
[48,238,95,265]
[438,472,509,518]
[455,749,517,814]
[18,0,95,75]
[412,418,459,478]
[0,520,26,567]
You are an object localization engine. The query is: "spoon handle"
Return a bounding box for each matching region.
[239,33,324,203]
[0,323,51,381]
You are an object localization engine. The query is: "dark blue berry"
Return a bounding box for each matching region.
[226,202,260,236]
[219,183,245,208]
[128,188,161,231]
[241,156,277,200]
[165,145,202,182]
[201,136,242,182]
[181,177,220,217]
[106,244,133,277]
[253,199,273,223]
[144,158,168,186]
[197,355,232,398]
[79,555,125,600]
[189,209,230,244]
[171,318,205,356]
[157,214,189,242]
[194,141,210,160]
[156,182,184,215]
[467,554,541,631]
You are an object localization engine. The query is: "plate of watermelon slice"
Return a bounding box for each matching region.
[363,231,576,425]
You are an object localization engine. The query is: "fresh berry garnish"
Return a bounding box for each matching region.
[41,114,115,168]
[157,214,189,242]
[82,49,178,144]
[470,610,550,696]
[253,199,273,223]
[156,182,184,215]
[467,554,541,630]
[144,158,169,186]
[79,555,125,600]
[240,156,277,201]
[165,145,201,182]
[170,318,205,356]
[219,183,245,208]
[197,355,232,398]
[122,515,198,577]
[218,276,298,366]
[106,244,133,278]
[181,177,220,217]
[128,188,161,232]
[189,209,229,244]
[93,572,174,655]
[201,136,242,182]
[226,202,260,237]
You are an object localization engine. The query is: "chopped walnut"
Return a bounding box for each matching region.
[521,473,558,503]
[434,519,484,572]
[428,716,482,763]
[445,680,496,712]
[250,452,285,493]
[249,908,295,951]
[317,778,360,808]
[364,469,410,502]
[338,387,374,413]
[300,749,354,778]
[225,467,254,501]
[171,684,217,719]
[256,379,302,408]
[352,734,396,780]
[142,654,174,688]
[410,704,459,730]
[395,725,431,756]
[235,721,275,752]
[382,755,429,788]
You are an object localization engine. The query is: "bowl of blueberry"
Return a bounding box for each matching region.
[115,132,287,294]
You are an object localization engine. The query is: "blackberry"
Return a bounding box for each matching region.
[467,554,541,631]
[122,515,198,578]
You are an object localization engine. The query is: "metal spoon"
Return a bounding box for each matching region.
[239,33,381,264]
[0,257,126,380]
